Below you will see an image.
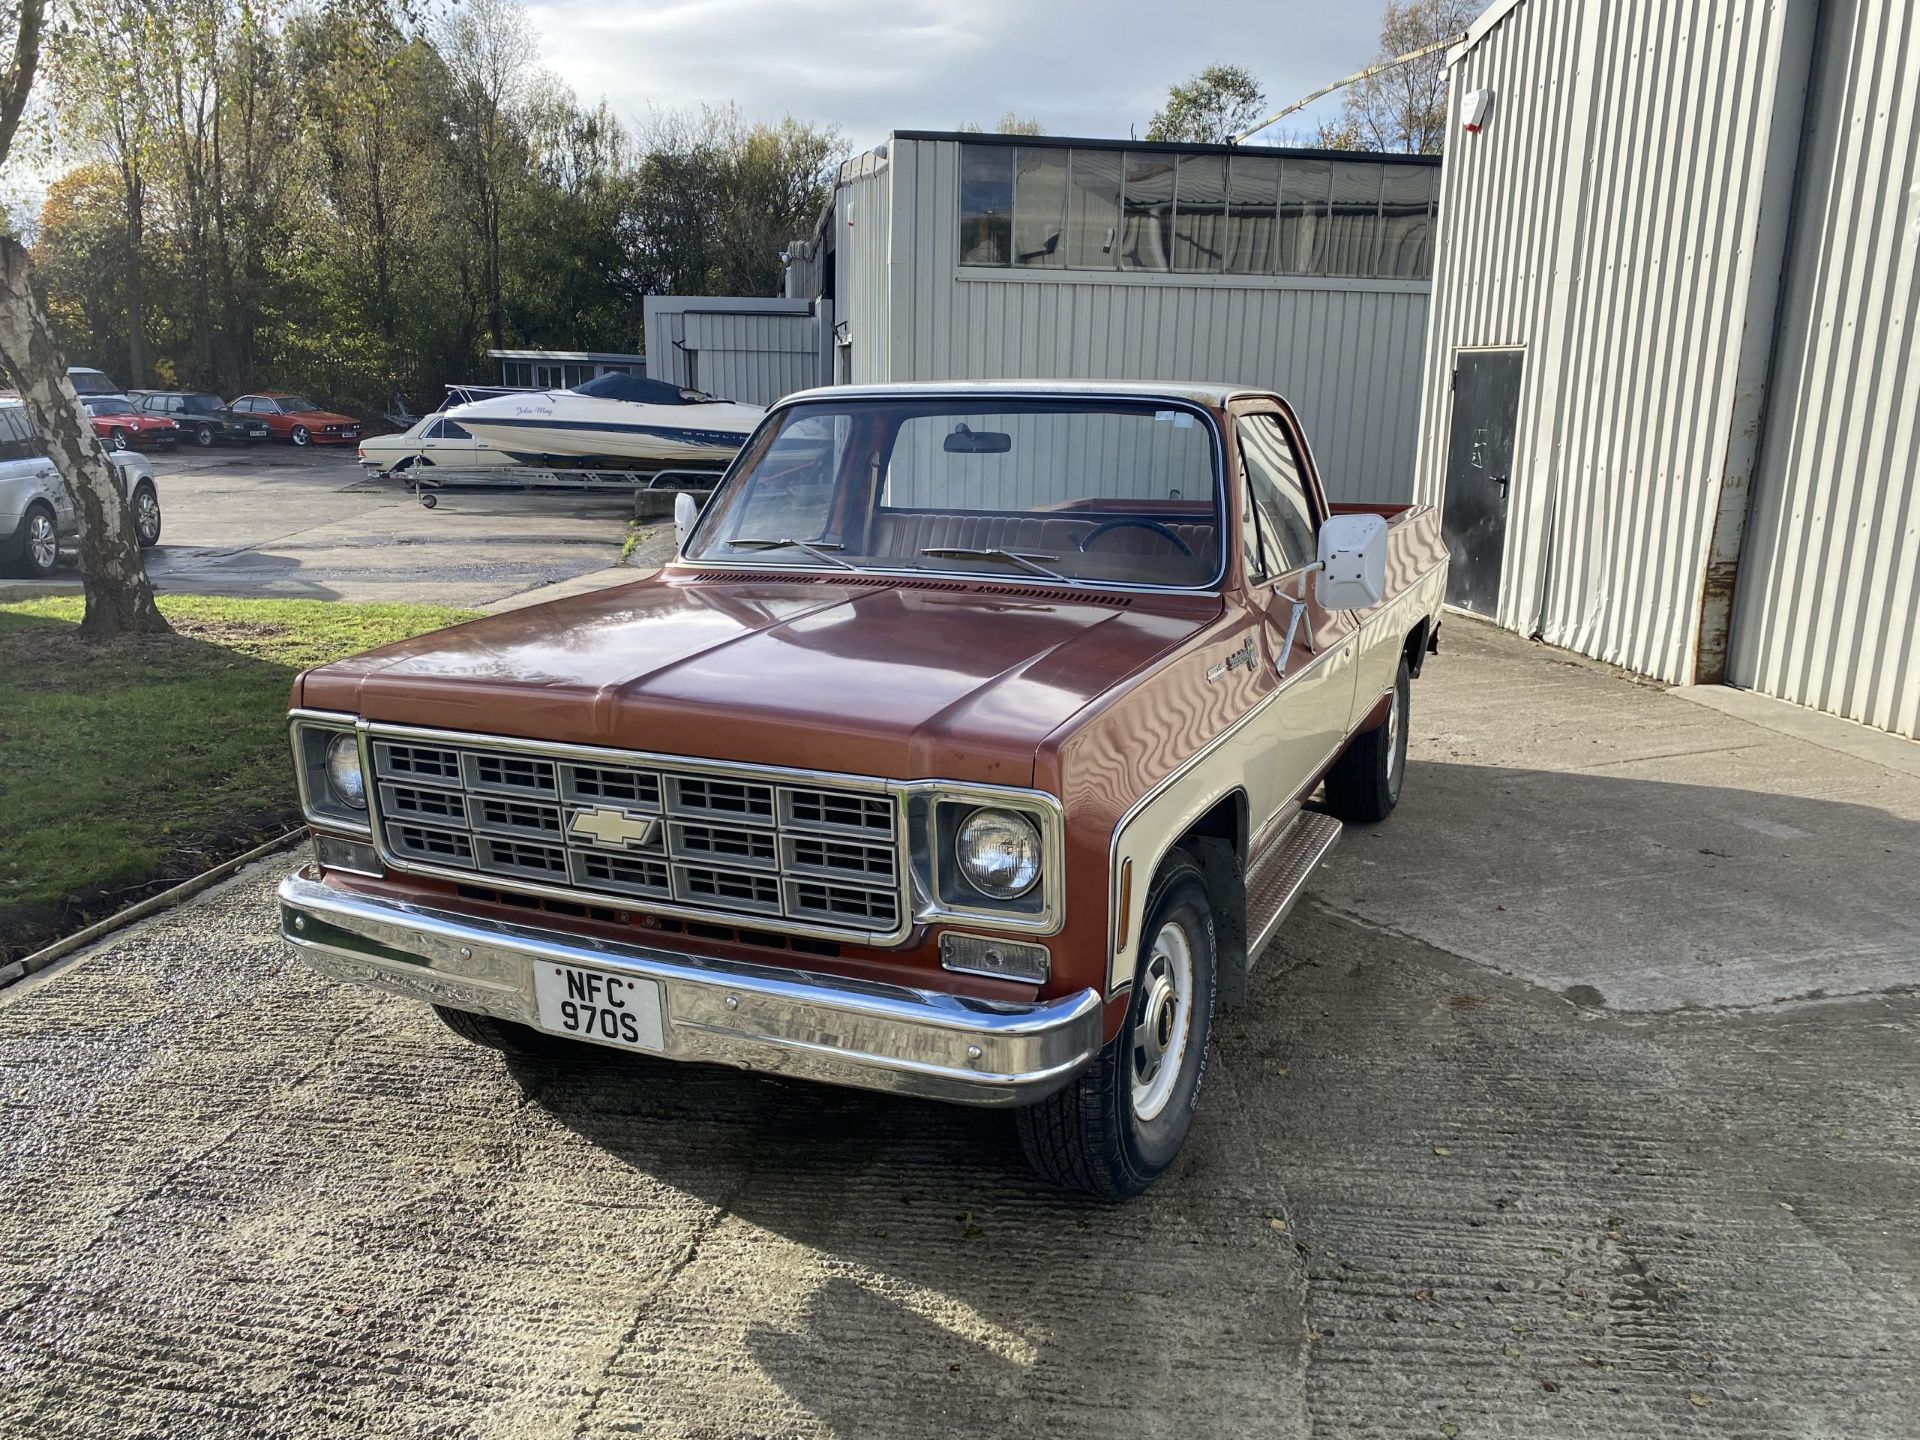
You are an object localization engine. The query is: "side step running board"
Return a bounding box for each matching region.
[1246,810,1344,959]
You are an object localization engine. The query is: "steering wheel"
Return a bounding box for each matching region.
[1075,516,1194,556]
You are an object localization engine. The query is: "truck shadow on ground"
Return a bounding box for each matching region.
[507,759,1920,1436]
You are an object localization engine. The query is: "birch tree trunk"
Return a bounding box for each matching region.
[0,236,169,637]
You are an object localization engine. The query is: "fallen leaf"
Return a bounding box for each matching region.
[1268,1217,1288,1233]
[1503,1345,1521,1359]
[1413,1287,1436,1303]
[1433,1145,1453,1157]
[1779,1202,1795,1212]
[1689,1394,1710,1408]
[1441,1424,1459,1438]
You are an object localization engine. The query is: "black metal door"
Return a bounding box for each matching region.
[1441,349,1525,615]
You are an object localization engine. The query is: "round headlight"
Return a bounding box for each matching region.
[325,733,366,810]
[955,808,1042,900]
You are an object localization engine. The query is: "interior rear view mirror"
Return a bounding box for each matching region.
[1316,513,1388,610]
[943,424,1011,454]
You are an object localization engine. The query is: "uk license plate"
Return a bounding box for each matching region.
[532,962,664,1052]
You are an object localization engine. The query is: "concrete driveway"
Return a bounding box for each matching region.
[7,444,659,607]
[2,620,1915,1438]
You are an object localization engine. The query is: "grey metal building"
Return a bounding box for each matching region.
[1416,0,1919,739]
[649,131,1442,503]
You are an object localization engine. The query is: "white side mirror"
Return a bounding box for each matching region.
[673,491,700,551]
[1316,513,1388,610]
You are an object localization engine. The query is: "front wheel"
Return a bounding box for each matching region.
[290,425,311,446]
[108,430,130,451]
[1016,850,1216,1197]
[16,502,58,578]
[1325,657,1410,824]
[193,423,216,448]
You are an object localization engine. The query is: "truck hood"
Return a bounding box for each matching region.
[297,573,1221,786]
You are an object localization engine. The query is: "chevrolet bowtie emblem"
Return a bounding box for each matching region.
[568,807,660,850]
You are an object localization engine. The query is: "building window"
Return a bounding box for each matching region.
[1277,158,1331,276]
[960,145,1014,265]
[1224,156,1280,275]
[1065,149,1122,267]
[1120,153,1175,271]
[957,141,1436,281]
[1012,148,1069,267]
[1173,155,1229,274]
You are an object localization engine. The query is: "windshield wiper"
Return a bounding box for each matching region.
[919,546,1074,583]
[726,536,856,571]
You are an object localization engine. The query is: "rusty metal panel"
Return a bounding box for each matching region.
[1413,0,1813,684]
[1728,0,1920,740]
[857,137,1430,505]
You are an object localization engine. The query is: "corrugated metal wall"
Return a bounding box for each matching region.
[680,311,821,407]
[836,152,893,384]
[1414,0,1813,683]
[641,297,823,405]
[1728,0,1920,739]
[873,138,1430,504]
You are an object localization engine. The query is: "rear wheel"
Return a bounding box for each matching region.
[1016,850,1216,1197]
[15,502,58,578]
[1325,657,1410,824]
[291,424,311,446]
[108,430,130,451]
[193,423,216,447]
[132,482,162,548]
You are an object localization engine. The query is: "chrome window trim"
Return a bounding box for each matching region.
[331,719,1065,946]
[678,391,1232,595]
[289,709,373,840]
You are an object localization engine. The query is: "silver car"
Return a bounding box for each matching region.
[0,399,162,578]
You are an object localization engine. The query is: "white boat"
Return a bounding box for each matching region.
[446,373,765,471]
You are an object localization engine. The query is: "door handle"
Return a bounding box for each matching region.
[1491,473,1510,492]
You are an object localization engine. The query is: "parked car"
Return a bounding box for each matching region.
[275,381,1446,1196]
[0,398,162,578]
[67,366,123,399]
[356,412,518,477]
[130,390,270,447]
[230,392,362,446]
[82,395,179,451]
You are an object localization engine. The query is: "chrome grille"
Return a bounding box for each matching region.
[366,729,903,937]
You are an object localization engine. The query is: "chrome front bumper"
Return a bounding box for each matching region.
[276,873,1102,1107]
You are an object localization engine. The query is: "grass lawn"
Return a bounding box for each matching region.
[0,595,473,962]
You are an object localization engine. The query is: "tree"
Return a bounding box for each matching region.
[1318,0,1478,154]
[959,113,1043,136]
[0,0,168,635]
[1145,64,1264,144]
[438,0,535,349]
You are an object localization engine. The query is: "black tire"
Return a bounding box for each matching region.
[14,501,59,578]
[1016,850,1216,1197]
[132,482,162,549]
[431,1004,593,1060]
[290,424,311,446]
[108,429,130,451]
[1325,656,1410,824]
[193,423,216,448]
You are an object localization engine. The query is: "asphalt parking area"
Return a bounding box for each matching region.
[2,622,1916,1438]
[7,443,657,607]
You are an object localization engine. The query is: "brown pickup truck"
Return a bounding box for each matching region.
[279,382,1447,1195]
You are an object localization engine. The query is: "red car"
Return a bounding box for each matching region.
[230,392,362,446]
[83,395,179,450]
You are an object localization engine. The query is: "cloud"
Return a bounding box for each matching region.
[522,0,1386,148]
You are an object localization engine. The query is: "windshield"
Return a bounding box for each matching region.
[86,398,136,416]
[276,396,320,412]
[686,398,1224,589]
[182,394,223,413]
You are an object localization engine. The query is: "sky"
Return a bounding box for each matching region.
[519,0,1389,150]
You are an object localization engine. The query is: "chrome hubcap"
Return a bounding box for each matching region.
[136,492,159,542]
[27,512,55,570]
[1131,920,1194,1122]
